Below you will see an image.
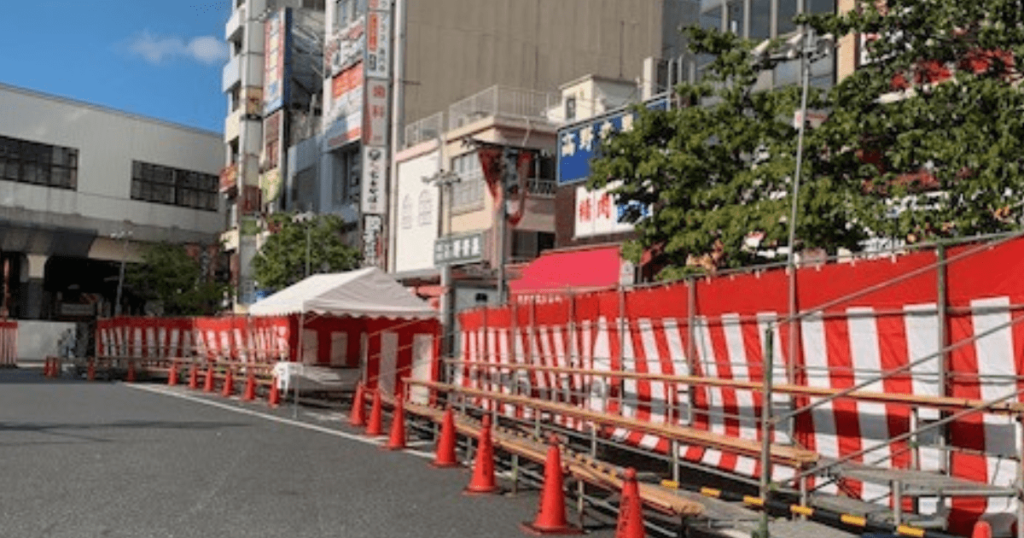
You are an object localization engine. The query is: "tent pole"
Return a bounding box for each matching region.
[294,310,305,419]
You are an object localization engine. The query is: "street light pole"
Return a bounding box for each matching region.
[112,230,132,317]
[750,28,830,538]
[293,212,316,278]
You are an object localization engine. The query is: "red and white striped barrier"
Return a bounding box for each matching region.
[459,236,1024,533]
[96,314,440,402]
[0,320,17,367]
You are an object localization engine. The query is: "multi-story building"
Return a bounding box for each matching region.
[393,85,558,276]
[299,0,702,278]
[0,83,224,323]
[221,0,325,307]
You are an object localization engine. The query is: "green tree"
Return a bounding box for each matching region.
[252,212,361,292]
[805,2,1024,244]
[590,27,867,280]
[125,242,228,316]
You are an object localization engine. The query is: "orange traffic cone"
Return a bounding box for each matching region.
[268,375,281,407]
[87,358,96,382]
[349,382,367,427]
[242,372,256,401]
[188,364,199,389]
[43,358,51,378]
[203,366,215,392]
[167,362,178,386]
[126,361,136,383]
[431,406,460,468]
[221,368,234,397]
[972,521,992,538]
[615,468,645,538]
[521,436,581,534]
[464,415,500,495]
[385,397,407,450]
[366,390,384,436]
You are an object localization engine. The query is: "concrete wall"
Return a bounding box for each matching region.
[16,320,76,362]
[0,84,225,247]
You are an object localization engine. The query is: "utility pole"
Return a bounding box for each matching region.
[424,166,460,358]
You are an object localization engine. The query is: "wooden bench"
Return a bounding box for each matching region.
[448,359,1024,416]
[391,394,704,517]
[407,379,819,470]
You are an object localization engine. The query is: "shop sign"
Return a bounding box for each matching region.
[363,79,388,146]
[363,214,384,268]
[557,97,667,185]
[434,232,484,266]
[365,8,390,79]
[574,181,649,239]
[361,145,386,214]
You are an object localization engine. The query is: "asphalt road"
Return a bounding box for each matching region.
[0,367,618,538]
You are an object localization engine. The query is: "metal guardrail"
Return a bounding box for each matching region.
[448,85,560,131]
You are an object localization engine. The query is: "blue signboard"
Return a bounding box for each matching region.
[556,96,668,186]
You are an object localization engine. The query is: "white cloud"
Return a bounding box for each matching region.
[128,32,229,65]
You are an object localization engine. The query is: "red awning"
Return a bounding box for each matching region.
[508,245,622,297]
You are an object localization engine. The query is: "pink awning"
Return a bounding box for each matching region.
[508,245,622,297]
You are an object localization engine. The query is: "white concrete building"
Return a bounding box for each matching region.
[0,83,224,321]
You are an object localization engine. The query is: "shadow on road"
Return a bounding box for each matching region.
[0,419,251,445]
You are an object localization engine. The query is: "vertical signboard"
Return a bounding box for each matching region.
[361,145,386,214]
[364,79,389,146]
[260,111,284,203]
[263,9,290,114]
[360,0,392,269]
[362,214,384,268]
[364,8,390,79]
[324,63,364,149]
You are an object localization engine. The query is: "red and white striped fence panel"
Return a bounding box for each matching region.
[458,237,1024,534]
[0,320,16,367]
[95,315,441,402]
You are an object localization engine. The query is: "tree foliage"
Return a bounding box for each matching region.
[590,27,866,279]
[125,242,228,316]
[805,1,1024,245]
[251,212,361,292]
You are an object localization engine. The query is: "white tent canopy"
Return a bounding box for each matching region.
[248,267,438,319]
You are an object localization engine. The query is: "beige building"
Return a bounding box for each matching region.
[397,0,695,133]
[393,85,558,278]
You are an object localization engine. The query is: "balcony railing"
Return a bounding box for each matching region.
[225,5,245,41]
[448,86,560,132]
[222,54,241,92]
[403,112,444,149]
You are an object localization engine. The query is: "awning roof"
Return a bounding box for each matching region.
[508,244,622,296]
[248,267,438,319]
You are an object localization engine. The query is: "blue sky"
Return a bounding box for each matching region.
[0,1,231,133]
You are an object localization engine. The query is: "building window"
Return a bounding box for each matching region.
[807,0,835,14]
[417,190,433,227]
[726,0,744,35]
[131,161,218,211]
[450,152,484,214]
[0,135,78,190]
[750,0,771,38]
[336,0,363,27]
[699,0,723,31]
[777,0,798,35]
